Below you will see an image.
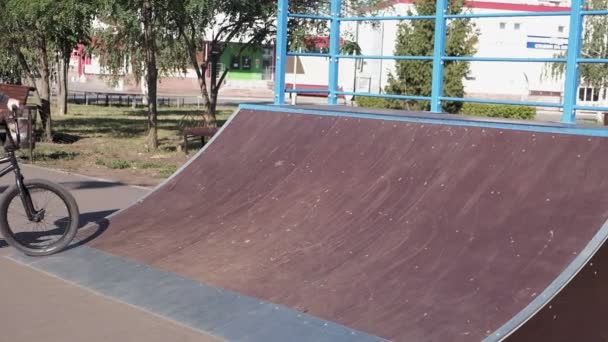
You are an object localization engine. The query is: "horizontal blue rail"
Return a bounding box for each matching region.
[288,13,332,20]
[445,11,570,19]
[581,9,608,15]
[574,105,608,111]
[442,56,567,63]
[577,58,608,63]
[340,15,436,21]
[287,52,330,58]
[338,91,431,101]
[338,54,433,61]
[242,104,608,138]
[285,89,330,93]
[439,96,564,108]
[273,0,608,126]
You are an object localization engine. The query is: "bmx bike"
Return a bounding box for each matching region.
[0,105,79,256]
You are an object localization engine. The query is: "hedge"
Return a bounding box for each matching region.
[355,96,536,120]
[355,96,389,109]
[459,103,536,120]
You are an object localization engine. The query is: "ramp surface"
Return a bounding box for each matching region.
[37,106,608,340]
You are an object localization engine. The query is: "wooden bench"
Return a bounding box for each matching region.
[0,84,34,105]
[285,83,345,99]
[0,84,37,160]
[182,126,219,153]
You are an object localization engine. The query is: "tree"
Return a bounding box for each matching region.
[52,0,95,116]
[2,0,55,141]
[287,0,382,50]
[171,0,381,127]
[170,0,275,126]
[93,0,179,150]
[385,0,478,113]
[0,0,94,140]
[0,49,22,85]
[547,0,608,93]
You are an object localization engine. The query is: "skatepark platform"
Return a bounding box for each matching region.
[8,105,608,341]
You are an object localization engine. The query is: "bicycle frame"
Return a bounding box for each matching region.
[0,118,38,222]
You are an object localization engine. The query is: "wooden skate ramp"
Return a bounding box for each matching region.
[87,105,608,341]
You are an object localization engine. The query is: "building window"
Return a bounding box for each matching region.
[230,56,240,70]
[579,87,600,102]
[558,25,565,33]
[241,56,252,70]
[499,22,506,29]
[514,23,521,30]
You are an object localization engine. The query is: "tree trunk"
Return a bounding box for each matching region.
[57,54,69,116]
[36,37,52,142]
[206,53,218,125]
[143,0,158,150]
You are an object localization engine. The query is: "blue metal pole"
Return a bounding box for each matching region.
[274,0,289,105]
[328,0,342,105]
[431,0,448,113]
[562,0,584,123]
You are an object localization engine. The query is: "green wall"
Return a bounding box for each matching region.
[220,44,265,80]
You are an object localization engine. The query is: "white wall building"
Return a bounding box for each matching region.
[292,0,591,106]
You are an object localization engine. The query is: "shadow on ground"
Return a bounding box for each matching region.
[0,181,129,194]
[0,209,118,252]
[60,181,128,191]
[79,209,119,227]
[68,218,111,251]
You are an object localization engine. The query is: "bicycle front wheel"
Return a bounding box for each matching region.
[0,179,80,256]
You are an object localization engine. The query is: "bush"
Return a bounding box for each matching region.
[158,165,178,178]
[355,96,389,109]
[460,103,536,120]
[140,162,163,169]
[104,159,132,170]
[355,96,536,121]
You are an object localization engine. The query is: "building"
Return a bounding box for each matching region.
[291,0,606,109]
[70,0,605,109]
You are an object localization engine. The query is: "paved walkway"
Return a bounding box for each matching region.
[0,165,220,342]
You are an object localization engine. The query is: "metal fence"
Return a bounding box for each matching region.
[274,0,608,124]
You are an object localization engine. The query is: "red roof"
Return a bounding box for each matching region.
[305,36,346,49]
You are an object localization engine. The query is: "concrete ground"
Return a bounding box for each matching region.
[0,165,220,342]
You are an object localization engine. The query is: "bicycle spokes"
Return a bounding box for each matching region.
[6,186,72,249]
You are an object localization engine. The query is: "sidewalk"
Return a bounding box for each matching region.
[0,165,220,342]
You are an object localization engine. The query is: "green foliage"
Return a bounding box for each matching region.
[546,0,608,88]
[158,164,178,177]
[385,0,478,113]
[341,41,362,55]
[140,162,164,169]
[0,50,21,84]
[355,96,389,108]
[460,103,536,120]
[171,0,276,115]
[96,157,133,170]
[1,0,94,78]
[0,0,94,140]
[93,0,186,84]
[287,0,382,51]
[109,159,132,169]
[356,95,535,120]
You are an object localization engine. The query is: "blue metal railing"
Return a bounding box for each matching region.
[274,0,608,124]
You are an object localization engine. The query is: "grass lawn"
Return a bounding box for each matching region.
[19,104,235,187]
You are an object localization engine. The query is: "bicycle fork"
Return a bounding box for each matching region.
[10,154,42,223]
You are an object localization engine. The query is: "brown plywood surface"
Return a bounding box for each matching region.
[506,240,608,342]
[88,109,608,341]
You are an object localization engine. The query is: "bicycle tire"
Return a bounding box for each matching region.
[0,179,80,256]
